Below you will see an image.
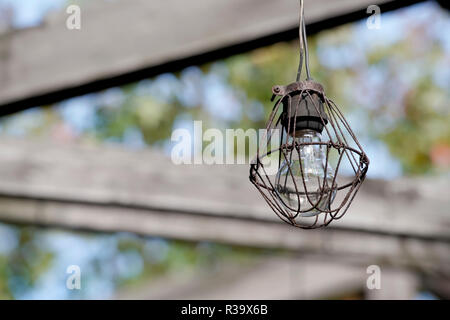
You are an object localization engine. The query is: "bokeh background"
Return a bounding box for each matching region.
[0,0,448,299]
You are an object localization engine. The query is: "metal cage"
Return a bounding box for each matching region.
[249,80,369,229]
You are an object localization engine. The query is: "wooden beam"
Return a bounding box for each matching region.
[0,137,448,268]
[115,257,370,299]
[0,0,425,115]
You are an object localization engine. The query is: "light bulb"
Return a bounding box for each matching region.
[275,129,336,217]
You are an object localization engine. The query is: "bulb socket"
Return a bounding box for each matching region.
[281,89,328,135]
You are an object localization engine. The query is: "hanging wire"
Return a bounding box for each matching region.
[296,0,312,81]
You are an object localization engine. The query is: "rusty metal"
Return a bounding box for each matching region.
[249,0,369,229]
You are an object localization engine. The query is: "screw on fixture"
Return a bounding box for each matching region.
[249,0,369,229]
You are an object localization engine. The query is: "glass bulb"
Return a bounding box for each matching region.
[275,129,336,217]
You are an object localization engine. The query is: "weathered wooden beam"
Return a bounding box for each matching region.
[0,0,425,115]
[0,137,448,268]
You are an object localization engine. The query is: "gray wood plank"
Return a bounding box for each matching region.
[0,0,395,112]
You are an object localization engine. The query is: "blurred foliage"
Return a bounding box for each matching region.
[382,76,450,174]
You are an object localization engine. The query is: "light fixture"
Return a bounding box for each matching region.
[249,0,369,229]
